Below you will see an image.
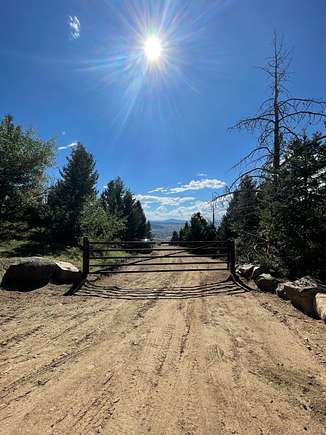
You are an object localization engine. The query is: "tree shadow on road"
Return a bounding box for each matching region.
[72,279,246,300]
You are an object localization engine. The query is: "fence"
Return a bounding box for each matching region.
[82,238,236,278]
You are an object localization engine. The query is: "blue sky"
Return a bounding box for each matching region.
[1,0,326,221]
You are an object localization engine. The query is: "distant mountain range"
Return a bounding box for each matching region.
[150,219,185,240]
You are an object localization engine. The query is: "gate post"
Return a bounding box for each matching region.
[229,240,236,275]
[82,236,90,279]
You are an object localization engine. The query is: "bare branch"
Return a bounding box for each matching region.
[279,125,303,141]
[280,111,326,121]
[210,191,237,201]
[230,116,275,131]
[230,146,273,171]
[229,168,273,191]
[280,97,326,106]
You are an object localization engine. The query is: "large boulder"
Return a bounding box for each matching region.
[1,257,57,291]
[276,282,290,300]
[51,261,82,285]
[314,293,326,323]
[237,264,255,278]
[256,273,282,293]
[284,276,326,317]
[252,265,266,281]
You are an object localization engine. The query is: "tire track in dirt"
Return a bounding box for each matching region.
[0,250,325,434]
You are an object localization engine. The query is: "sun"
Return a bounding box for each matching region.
[144,35,162,63]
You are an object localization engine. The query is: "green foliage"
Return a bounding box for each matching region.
[146,221,152,240]
[218,134,326,278]
[101,178,150,241]
[80,196,126,241]
[101,177,126,217]
[217,176,259,262]
[0,115,54,234]
[171,230,179,243]
[178,212,217,244]
[259,134,326,277]
[47,143,98,244]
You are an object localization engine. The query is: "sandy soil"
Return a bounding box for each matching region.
[0,251,325,435]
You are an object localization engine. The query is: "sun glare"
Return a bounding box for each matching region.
[144,35,162,63]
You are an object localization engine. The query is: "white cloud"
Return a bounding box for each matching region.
[68,16,80,39]
[197,172,207,177]
[148,187,169,193]
[136,194,195,207]
[169,178,226,193]
[147,178,226,195]
[146,198,228,222]
[58,141,78,151]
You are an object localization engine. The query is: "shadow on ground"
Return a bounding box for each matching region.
[74,279,246,300]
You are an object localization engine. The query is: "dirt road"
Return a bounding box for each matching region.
[0,251,325,435]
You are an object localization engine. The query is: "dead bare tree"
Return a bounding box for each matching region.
[230,33,326,186]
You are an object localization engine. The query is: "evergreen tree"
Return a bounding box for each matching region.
[216,176,259,262]
[0,115,54,236]
[178,213,217,244]
[47,143,98,244]
[146,221,152,239]
[101,178,149,240]
[171,230,179,243]
[130,200,147,240]
[101,177,126,217]
[179,221,190,244]
[232,176,259,262]
[259,134,326,276]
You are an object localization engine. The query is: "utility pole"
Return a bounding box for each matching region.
[210,194,217,228]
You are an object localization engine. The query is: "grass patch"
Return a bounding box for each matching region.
[0,237,129,276]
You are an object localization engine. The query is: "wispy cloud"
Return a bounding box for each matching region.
[68,16,81,39]
[58,141,78,151]
[148,187,169,193]
[148,178,225,195]
[197,172,207,177]
[170,178,225,193]
[145,199,228,222]
[136,194,195,207]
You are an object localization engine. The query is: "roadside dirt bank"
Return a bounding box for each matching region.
[0,252,325,435]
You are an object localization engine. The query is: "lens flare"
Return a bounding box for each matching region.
[144,35,162,63]
[80,1,221,133]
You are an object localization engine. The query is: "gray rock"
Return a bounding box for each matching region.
[51,261,82,285]
[238,264,255,278]
[256,273,282,293]
[1,257,56,291]
[276,282,290,300]
[284,276,326,317]
[252,266,266,281]
[314,293,326,323]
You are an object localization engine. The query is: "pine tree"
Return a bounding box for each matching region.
[145,221,152,240]
[0,114,54,236]
[101,177,126,217]
[259,134,326,276]
[101,178,149,240]
[216,176,259,262]
[178,213,217,245]
[130,200,147,240]
[171,230,179,243]
[232,176,259,262]
[47,143,98,244]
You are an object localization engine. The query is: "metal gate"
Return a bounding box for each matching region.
[82,237,235,278]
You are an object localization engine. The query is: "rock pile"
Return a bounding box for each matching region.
[236,264,326,323]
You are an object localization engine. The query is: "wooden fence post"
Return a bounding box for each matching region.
[229,240,236,275]
[82,236,90,279]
